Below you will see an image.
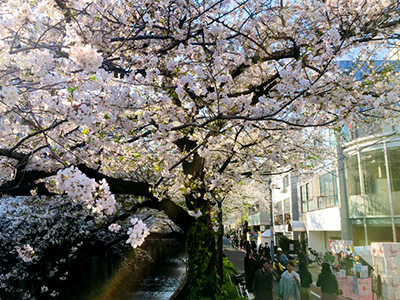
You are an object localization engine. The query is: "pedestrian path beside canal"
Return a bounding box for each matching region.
[223,238,348,300]
[222,238,280,299]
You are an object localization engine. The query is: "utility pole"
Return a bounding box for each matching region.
[267,177,274,259]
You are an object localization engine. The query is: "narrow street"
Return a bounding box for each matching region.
[223,238,321,300]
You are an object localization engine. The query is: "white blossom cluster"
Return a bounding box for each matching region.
[188,210,202,218]
[69,45,103,73]
[0,196,154,298]
[108,223,121,233]
[0,196,93,297]
[0,0,399,296]
[56,166,117,216]
[0,85,19,107]
[0,157,14,185]
[41,285,49,293]
[16,244,35,263]
[126,218,150,249]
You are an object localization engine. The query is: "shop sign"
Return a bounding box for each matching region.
[329,239,353,254]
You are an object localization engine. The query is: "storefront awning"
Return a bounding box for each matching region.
[288,221,306,232]
[354,246,373,267]
[261,229,271,237]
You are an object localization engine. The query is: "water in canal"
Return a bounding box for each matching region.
[129,254,186,299]
[93,246,187,300]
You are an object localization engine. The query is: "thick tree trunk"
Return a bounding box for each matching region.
[186,211,219,299]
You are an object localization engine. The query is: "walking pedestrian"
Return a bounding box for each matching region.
[234,235,239,248]
[252,260,273,300]
[316,263,339,300]
[297,260,313,300]
[278,261,300,300]
[251,240,257,253]
[259,249,270,265]
[258,243,264,256]
[244,250,258,292]
[264,242,271,261]
[244,240,251,252]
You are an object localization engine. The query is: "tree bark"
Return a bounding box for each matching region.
[217,200,223,287]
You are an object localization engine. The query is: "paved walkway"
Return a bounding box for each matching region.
[308,264,348,300]
[223,239,348,300]
[223,239,280,299]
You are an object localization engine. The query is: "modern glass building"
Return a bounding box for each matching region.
[343,123,400,245]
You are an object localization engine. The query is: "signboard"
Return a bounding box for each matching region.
[329,239,354,254]
[357,278,370,297]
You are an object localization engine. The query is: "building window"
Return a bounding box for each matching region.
[346,155,363,218]
[274,201,283,225]
[284,212,291,225]
[346,155,361,196]
[361,149,390,216]
[301,183,313,212]
[282,175,289,192]
[318,171,338,209]
[351,224,366,246]
[388,146,400,215]
[284,198,290,212]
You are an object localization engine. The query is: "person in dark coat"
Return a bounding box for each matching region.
[244,240,251,252]
[252,260,273,300]
[244,250,258,292]
[259,249,270,268]
[316,263,339,300]
[258,244,264,255]
[264,242,271,261]
[297,260,313,300]
[251,240,257,253]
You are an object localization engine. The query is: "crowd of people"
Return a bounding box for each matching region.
[235,240,340,300]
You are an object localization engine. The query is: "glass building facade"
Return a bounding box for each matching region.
[345,136,400,246]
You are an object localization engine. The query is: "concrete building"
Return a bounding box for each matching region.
[271,173,301,249]
[297,168,342,254]
[249,122,400,258]
[341,122,400,245]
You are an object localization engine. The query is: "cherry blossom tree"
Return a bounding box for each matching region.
[1,0,400,298]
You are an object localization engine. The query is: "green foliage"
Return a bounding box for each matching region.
[277,235,291,252]
[186,216,219,300]
[67,86,78,95]
[323,251,336,265]
[341,255,355,275]
[195,258,246,300]
[186,216,246,300]
[217,258,247,300]
[297,232,308,262]
[300,232,308,254]
[222,257,236,274]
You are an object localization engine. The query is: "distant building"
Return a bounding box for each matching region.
[297,168,342,254]
[271,173,301,250]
